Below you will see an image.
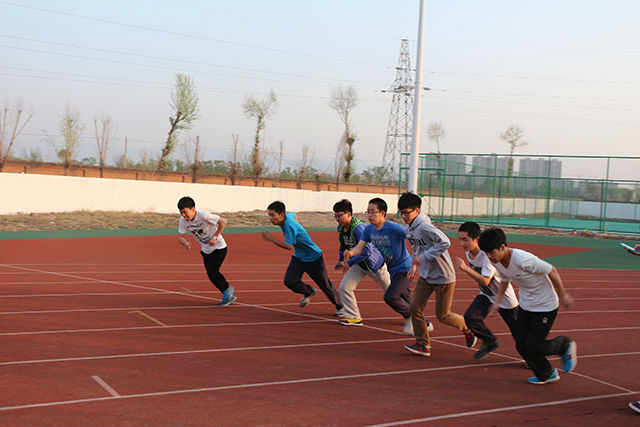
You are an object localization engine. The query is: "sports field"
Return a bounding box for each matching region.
[0,229,638,426]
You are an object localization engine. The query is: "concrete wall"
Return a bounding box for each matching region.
[0,173,399,215]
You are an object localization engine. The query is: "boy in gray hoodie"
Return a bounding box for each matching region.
[399,192,477,357]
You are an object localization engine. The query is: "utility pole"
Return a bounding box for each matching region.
[408,0,426,194]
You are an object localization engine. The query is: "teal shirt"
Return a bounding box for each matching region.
[280,212,322,262]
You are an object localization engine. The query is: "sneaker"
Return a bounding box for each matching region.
[339,318,363,326]
[474,341,499,360]
[299,288,317,308]
[528,368,560,384]
[218,287,237,306]
[426,319,434,333]
[561,341,577,373]
[333,308,345,317]
[404,342,431,357]
[523,363,532,369]
[403,318,414,336]
[464,331,478,348]
[629,401,640,414]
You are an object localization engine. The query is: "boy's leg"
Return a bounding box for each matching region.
[516,307,558,381]
[200,247,230,292]
[304,255,342,308]
[464,295,495,344]
[409,277,436,346]
[498,306,519,341]
[369,263,391,293]
[433,282,469,333]
[339,264,367,319]
[284,256,314,296]
[384,272,412,318]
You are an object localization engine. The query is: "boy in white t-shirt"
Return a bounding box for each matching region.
[455,222,519,360]
[478,227,577,384]
[177,196,237,306]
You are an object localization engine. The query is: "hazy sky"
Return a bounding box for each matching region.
[2,0,639,179]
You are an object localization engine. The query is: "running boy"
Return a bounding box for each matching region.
[261,201,343,314]
[456,221,518,360]
[344,197,431,336]
[333,199,391,326]
[177,196,237,306]
[478,227,577,384]
[398,192,476,357]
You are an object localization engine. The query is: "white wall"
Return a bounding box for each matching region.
[0,173,399,215]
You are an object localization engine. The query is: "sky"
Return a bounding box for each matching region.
[1,0,639,180]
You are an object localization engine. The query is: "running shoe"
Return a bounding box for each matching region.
[403,318,414,336]
[629,401,640,414]
[528,368,560,385]
[426,319,434,333]
[334,308,345,317]
[404,342,431,357]
[474,341,499,360]
[339,318,363,326]
[561,341,577,373]
[299,288,317,308]
[465,331,478,348]
[218,286,237,306]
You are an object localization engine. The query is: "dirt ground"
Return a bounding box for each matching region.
[1,210,637,241]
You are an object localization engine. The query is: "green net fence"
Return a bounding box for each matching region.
[399,153,640,235]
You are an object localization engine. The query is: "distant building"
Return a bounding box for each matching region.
[471,155,509,176]
[519,158,562,178]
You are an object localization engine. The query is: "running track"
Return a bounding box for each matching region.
[0,231,638,426]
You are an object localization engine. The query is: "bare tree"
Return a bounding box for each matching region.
[229,134,241,185]
[159,73,200,171]
[295,145,314,189]
[93,115,113,178]
[242,89,277,186]
[427,122,446,155]
[277,140,284,181]
[44,104,84,176]
[328,85,359,183]
[500,125,528,177]
[183,135,201,183]
[0,100,33,171]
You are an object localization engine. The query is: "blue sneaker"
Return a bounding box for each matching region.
[528,368,560,384]
[218,286,237,306]
[561,341,577,373]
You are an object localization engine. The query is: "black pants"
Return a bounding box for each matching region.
[516,307,570,381]
[464,294,518,345]
[201,247,230,292]
[284,255,342,309]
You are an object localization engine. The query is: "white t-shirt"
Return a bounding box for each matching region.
[466,250,518,309]
[178,210,227,254]
[492,248,558,312]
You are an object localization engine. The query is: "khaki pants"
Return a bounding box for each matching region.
[410,277,469,346]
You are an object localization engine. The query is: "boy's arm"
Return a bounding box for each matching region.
[455,257,492,287]
[209,216,226,245]
[261,231,294,251]
[548,266,574,307]
[346,224,370,267]
[177,233,192,250]
[416,228,450,262]
[488,281,510,315]
[344,240,367,260]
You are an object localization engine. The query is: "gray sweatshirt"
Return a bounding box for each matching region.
[405,213,456,284]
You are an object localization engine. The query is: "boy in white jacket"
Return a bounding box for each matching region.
[399,192,476,357]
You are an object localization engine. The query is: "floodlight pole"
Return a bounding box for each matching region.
[408,0,426,194]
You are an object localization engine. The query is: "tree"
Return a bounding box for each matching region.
[427,122,446,155]
[499,125,527,177]
[183,135,201,183]
[93,115,113,177]
[328,85,359,183]
[229,134,241,185]
[159,74,200,171]
[242,89,277,186]
[295,145,314,189]
[0,100,33,171]
[45,104,84,175]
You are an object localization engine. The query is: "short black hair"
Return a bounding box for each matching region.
[368,197,387,215]
[177,196,195,210]
[478,227,508,252]
[397,192,422,211]
[458,221,481,239]
[267,200,286,214]
[333,199,353,214]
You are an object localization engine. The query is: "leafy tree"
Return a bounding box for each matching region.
[159,74,200,171]
[45,104,84,175]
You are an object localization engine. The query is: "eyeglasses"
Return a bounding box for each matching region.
[399,208,416,216]
[366,210,380,215]
[334,212,347,219]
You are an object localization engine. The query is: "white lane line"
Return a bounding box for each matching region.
[363,391,638,427]
[91,375,120,398]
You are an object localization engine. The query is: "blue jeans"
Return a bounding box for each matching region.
[464,294,518,345]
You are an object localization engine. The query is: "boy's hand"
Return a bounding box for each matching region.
[335,261,348,272]
[184,241,191,250]
[261,231,274,242]
[209,236,218,245]
[343,250,353,260]
[407,263,419,280]
[560,293,574,308]
[455,257,468,272]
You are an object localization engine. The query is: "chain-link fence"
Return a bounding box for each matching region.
[399,153,640,235]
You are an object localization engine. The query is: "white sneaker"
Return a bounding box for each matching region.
[426,319,434,333]
[403,318,414,336]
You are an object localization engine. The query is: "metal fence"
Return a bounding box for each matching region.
[398,153,640,235]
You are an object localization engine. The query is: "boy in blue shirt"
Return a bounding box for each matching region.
[261,201,343,315]
[345,197,432,335]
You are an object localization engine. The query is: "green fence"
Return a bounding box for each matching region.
[399,153,640,235]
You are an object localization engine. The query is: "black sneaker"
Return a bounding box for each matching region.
[464,332,478,348]
[474,341,499,360]
[404,342,431,357]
